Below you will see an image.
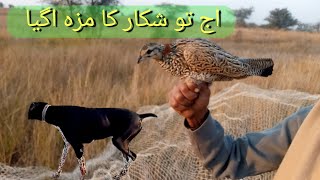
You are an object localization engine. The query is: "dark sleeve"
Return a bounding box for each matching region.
[185,105,313,179]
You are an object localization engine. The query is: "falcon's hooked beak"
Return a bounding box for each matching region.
[137,55,153,64]
[137,56,143,64]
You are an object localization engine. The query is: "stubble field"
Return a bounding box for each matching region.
[1,23,320,171]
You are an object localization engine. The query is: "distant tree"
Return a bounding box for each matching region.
[42,0,120,38]
[91,0,119,5]
[0,2,3,8]
[314,22,320,32]
[296,22,314,32]
[157,3,189,21]
[9,4,14,8]
[259,24,271,29]
[152,3,189,38]
[247,22,258,28]
[42,0,119,5]
[234,7,254,27]
[265,8,298,29]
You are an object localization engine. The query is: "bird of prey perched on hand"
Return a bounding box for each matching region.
[138,38,274,84]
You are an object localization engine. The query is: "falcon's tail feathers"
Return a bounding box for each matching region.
[240,58,274,77]
[260,66,273,77]
[138,113,157,120]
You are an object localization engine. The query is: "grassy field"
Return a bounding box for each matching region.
[0,26,320,171]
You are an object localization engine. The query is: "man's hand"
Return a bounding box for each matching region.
[169,81,211,130]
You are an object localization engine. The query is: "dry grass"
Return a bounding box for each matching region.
[0,27,320,171]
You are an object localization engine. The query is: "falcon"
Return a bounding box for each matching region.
[138,38,273,84]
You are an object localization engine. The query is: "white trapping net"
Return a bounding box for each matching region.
[1,83,319,180]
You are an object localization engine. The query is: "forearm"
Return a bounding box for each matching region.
[186,105,313,179]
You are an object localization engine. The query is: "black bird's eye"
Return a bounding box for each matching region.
[146,49,152,54]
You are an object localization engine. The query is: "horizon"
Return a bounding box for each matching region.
[1,0,319,25]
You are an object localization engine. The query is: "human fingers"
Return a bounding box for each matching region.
[169,85,194,106]
[173,91,194,106]
[185,81,200,93]
[169,96,195,118]
[178,82,199,101]
[192,83,211,109]
[169,94,189,112]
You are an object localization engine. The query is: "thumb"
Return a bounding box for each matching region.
[198,83,211,97]
[185,81,200,93]
[198,82,209,90]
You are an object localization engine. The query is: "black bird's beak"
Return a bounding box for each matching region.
[137,56,142,64]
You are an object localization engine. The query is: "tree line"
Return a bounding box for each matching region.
[0,0,118,8]
[0,1,319,32]
[0,2,14,8]
[235,7,320,32]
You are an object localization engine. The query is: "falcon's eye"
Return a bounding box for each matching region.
[146,49,153,54]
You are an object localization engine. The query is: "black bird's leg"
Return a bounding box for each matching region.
[52,126,70,179]
[52,142,70,178]
[78,155,86,180]
[112,137,136,161]
[71,143,86,180]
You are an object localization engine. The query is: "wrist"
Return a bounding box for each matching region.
[186,109,210,130]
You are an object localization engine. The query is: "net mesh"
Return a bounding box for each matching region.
[1,83,319,180]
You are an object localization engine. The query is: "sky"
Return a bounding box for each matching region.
[2,0,320,25]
